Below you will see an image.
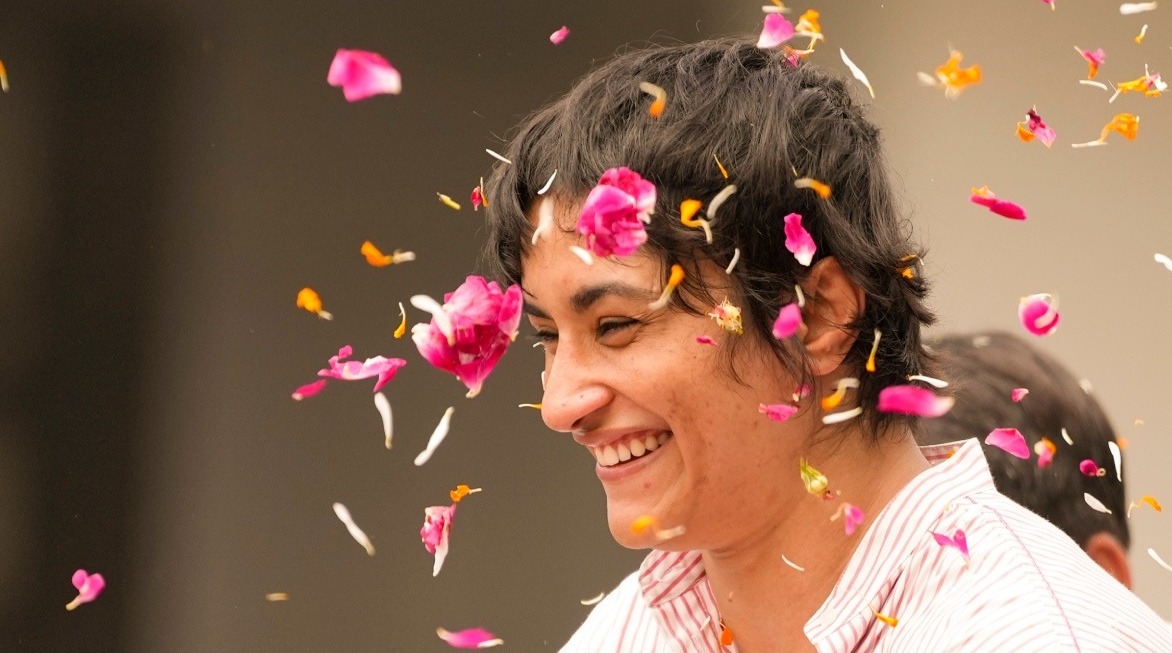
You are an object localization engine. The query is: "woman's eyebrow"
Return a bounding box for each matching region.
[522,282,657,318]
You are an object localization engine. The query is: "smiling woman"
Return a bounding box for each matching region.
[482,37,1172,653]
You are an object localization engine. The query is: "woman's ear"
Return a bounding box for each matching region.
[1084,532,1132,589]
[798,257,865,377]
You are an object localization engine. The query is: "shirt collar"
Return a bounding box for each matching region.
[633,439,993,646]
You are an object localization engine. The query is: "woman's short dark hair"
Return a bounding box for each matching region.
[483,37,935,440]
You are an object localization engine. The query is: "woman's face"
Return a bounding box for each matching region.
[521,214,816,550]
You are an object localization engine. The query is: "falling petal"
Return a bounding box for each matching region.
[531,196,556,245]
[568,245,595,265]
[648,264,685,310]
[707,184,737,222]
[1015,108,1056,148]
[333,503,375,556]
[638,81,667,118]
[759,403,799,422]
[317,345,407,393]
[794,284,806,308]
[830,502,865,536]
[549,25,570,45]
[931,529,970,563]
[414,407,455,466]
[707,299,744,335]
[374,392,392,449]
[1074,47,1107,80]
[822,406,863,425]
[985,427,1030,459]
[1018,293,1060,336]
[296,287,333,320]
[65,570,106,611]
[292,379,328,401]
[1062,427,1074,445]
[327,49,401,101]
[394,302,408,339]
[265,593,289,601]
[920,49,982,98]
[437,193,462,210]
[794,177,832,199]
[783,213,816,265]
[757,13,796,48]
[580,592,606,606]
[1085,492,1113,514]
[0,59,8,92]
[537,169,558,195]
[1011,388,1029,402]
[630,515,686,541]
[1120,2,1158,15]
[839,48,875,98]
[799,458,829,495]
[725,247,741,275]
[485,149,512,164]
[821,377,860,410]
[1155,253,1172,271]
[695,335,719,347]
[970,186,1027,220]
[518,403,542,409]
[577,167,654,255]
[1080,459,1105,477]
[421,504,457,576]
[1109,441,1123,481]
[1035,437,1057,468]
[1136,24,1149,43]
[908,374,949,388]
[1080,80,1110,92]
[865,329,881,372]
[874,612,899,627]
[1128,496,1163,517]
[713,154,729,179]
[877,385,955,418]
[772,302,802,339]
[361,240,393,267]
[450,480,482,501]
[720,623,735,646]
[782,554,805,571]
[436,627,503,649]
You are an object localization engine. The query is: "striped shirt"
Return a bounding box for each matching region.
[560,439,1172,652]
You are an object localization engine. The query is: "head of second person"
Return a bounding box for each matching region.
[483,37,936,551]
[919,331,1131,587]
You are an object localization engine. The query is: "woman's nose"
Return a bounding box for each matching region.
[539,350,614,433]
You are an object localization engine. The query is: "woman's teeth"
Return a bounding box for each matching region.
[593,432,671,467]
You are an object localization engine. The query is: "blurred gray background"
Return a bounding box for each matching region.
[2,0,1170,650]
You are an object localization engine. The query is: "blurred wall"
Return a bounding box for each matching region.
[1,1,1169,651]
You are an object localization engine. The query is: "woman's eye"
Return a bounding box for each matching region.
[597,319,638,338]
[529,330,559,344]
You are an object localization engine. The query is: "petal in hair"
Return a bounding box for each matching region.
[759,403,799,422]
[783,212,816,266]
[756,13,796,49]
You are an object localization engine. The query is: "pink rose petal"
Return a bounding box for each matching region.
[756,13,796,49]
[843,503,865,536]
[759,403,799,422]
[876,385,955,418]
[1011,387,1029,402]
[985,427,1030,459]
[1018,293,1060,336]
[421,504,457,577]
[66,570,105,611]
[575,167,654,258]
[291,379,328,401]
[411,276,523,398]
[549,25,570,45]
[969,188,1027,220]
[327,49,401,102]
[317,345,407,393]
[931,529,970,562]
[783,213,816,266]
[772,302,802,339]
[1080,459,1103,477]
[1035,438,1056,467]
[437,627,503,649]
[1024,108,1057,148]
[695,335,719,347]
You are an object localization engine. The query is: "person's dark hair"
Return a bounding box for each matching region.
[919,331,1129,550]
[483,37,935,439]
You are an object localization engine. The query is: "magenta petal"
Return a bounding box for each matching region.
[1018,293,1059,336]
[756,13,796,49]
[876,385,955,418]
[549,25,570,45]
[985,427,1030,459]
[1011,387,1029,402]
[1079,459,1100,476]
[772,302,802,339]
[759,403,799,422]
[576,171,652,258]
[783,213,816,266]
[327,49,401,101]
[71,569,88,591]
[292,379,328,401]
[437,627,502,649]
[931,529,969,561]
[421,504,457,577]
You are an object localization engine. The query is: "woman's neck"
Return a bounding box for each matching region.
[700,432,930,652]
